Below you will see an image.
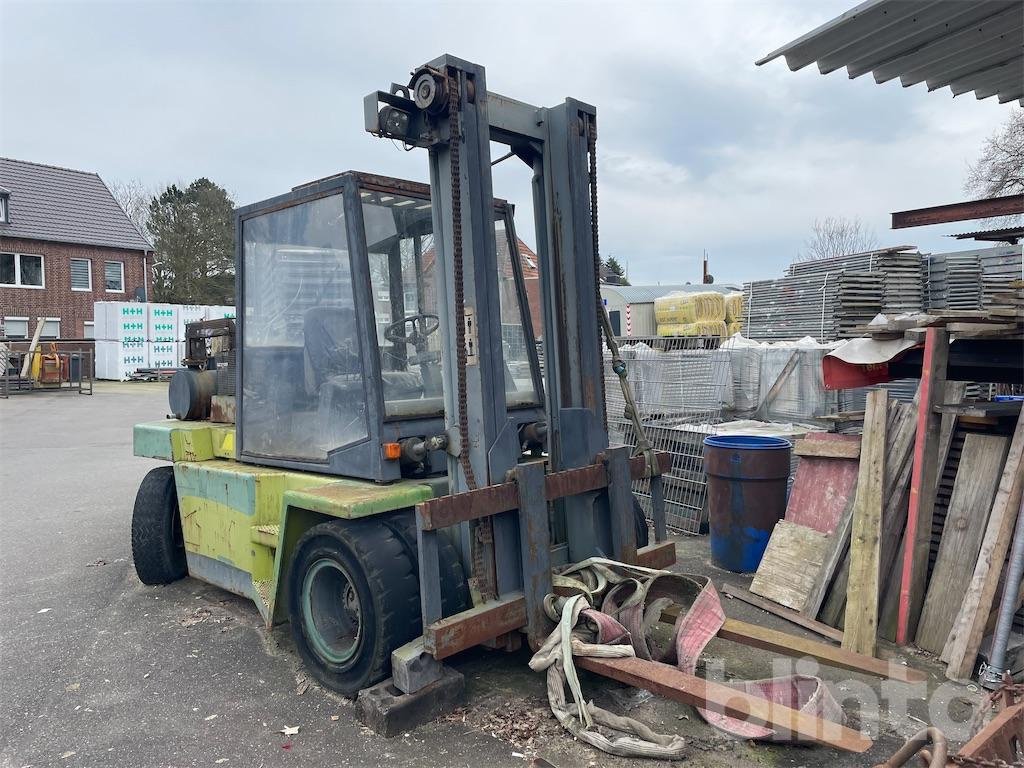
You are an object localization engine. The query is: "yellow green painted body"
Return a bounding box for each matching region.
[134,420,434,625]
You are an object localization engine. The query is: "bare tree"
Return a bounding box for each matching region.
[965,108,1024,199]
[801,216,878,261]
[108,178,155,242]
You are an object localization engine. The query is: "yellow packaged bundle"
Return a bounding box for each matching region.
[725,292,744,323]
[654,292,696,324]
[728,321,743,336]
[691,291,726,322]
[658,321,727,337]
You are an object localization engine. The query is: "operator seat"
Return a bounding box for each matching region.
[302,306,424,405]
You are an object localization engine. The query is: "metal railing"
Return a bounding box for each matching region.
[604,336,731,534]
[1,347,94,398]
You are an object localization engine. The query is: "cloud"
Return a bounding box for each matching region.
[0,0,1015,287]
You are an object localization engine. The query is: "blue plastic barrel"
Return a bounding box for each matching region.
[703,435,792,573]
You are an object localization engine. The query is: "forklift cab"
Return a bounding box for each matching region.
[235,172,544,483]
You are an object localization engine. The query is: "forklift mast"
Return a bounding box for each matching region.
[365,56,619,601]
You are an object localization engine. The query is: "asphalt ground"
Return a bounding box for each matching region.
[0,383,987,768]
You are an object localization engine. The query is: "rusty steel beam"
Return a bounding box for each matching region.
[953,701,1023,765]
[423,592,527,660]
[577,656,873,753]
[891,194,1024,229]
[418,452,671,530]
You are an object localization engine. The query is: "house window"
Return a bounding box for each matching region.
[70,258,92,291]
[0,193,8,224]
[40,318,60,339]
[83,321,95,339]
[0,252,44,288]
[3,317,29,339]
[104,261,125,292]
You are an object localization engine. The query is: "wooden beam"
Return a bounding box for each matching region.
[658,602,923,683]
[719,618,925,684]
[897,327,949,645]
[577,656,873,753]
[720,583,843,643]
[793,438,860,460]
[423,592,527,660]
[635,540,676,570]
[943,409,1024,679]
[843,389,888,657]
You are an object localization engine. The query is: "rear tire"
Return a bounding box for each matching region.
[634,495,651,549]
[131,466,188,585]
[287,519,421,696]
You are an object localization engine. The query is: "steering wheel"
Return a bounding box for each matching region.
[384,313,440,347]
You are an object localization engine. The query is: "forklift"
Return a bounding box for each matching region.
[131,55,672,699]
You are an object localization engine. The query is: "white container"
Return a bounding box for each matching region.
[176,304,208,340]
[95,339,149,380]
[147,304,178,343]
[148,341,178,370]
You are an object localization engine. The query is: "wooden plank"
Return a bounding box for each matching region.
[750,522,830,610]
[802,498,856,622]
[577,655,873,753]
[635,540,676,570]
[793,438,860,460]
[915,434,1010,654]
[934,401,1023,418]
[720,583,843,643]
[786,434,860,535]
[754,350,799,420]
[423,592,527,660]
[718,618,926,685]
[943,408,1024,679]
[897,327,949,645]
[19,316,44,378]
[843,389,888,657]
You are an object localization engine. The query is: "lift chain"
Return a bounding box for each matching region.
[446,69,478,493]
[587,118,660,479]
[447,68,496,601]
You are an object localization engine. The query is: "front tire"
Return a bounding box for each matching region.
[288,520,421,695]
[131,466,188,585]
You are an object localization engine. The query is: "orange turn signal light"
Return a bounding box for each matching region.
[383,442,402,461]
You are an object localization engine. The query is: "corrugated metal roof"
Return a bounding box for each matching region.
[949,225,1024,243]
[600,283,741,303]
[757,0,1024,106]
[0,157,153,251]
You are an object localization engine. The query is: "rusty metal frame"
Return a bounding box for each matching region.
[417,449,673,658]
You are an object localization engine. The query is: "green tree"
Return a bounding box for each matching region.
[603,255,629,285]
[148,178,235,304]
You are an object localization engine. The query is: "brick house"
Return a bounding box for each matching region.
[0,158,153,340]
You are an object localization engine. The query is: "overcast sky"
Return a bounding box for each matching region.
[1,0,1016,285]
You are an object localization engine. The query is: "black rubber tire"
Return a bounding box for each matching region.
[287,519,421,696]
[633,495,651,549]
[382,510,472,619]
[131,466,188,585]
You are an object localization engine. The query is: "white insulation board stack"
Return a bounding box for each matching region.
[92,301,236,379]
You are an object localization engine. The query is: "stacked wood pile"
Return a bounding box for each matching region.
[726,299,1024,681]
